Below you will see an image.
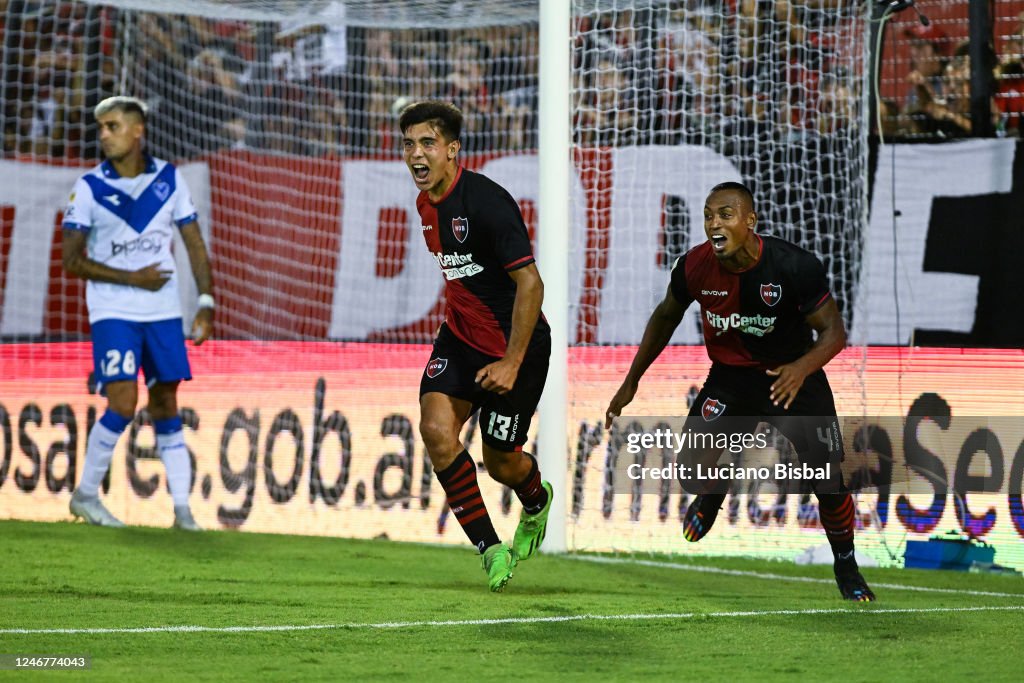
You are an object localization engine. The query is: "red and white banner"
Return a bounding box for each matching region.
[2,140,1019,344]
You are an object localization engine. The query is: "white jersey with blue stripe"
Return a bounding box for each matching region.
[63,155,199,324]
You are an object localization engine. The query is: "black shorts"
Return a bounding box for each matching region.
[419,323,549,451]
[685,363,843,482]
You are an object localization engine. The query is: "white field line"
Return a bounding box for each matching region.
[2,605,1024,635]
[569,555,1024,598]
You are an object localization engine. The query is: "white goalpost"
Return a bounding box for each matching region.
[537,0,570,553]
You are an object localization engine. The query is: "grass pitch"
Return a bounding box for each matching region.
[1,519,1022,681]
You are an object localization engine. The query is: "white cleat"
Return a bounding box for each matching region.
[69,491,125,527]
[173,506,202,532]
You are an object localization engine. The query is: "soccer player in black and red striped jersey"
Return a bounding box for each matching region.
[605,181,875,602]
[400,101,552,592]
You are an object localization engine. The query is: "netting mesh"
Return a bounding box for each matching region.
[570,1,868,344]
[565,0,873,554]
[3,0,882,556]
[1,0,541,340]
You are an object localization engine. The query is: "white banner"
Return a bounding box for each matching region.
[851,139,1016,344]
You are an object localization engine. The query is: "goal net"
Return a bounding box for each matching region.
[566,1,874,560]
[1,0,883,562]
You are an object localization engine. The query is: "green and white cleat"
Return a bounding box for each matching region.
[512,481,553,562]
[69,490,125,528]
[173,506,203,532]
[481,543,515,592]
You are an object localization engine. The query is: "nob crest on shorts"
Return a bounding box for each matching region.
[425,357,448,378]
[702,397,726,421]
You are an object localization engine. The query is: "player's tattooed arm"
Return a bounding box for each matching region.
[181,222,215,345]
[605,283,687,428]
[767,297,847,409]
[476,263,543,394]
[61,228,171,291]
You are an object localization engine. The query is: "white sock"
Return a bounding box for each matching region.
[78,421,124,497]
[157,430,192,508]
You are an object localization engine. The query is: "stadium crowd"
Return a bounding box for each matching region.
[2,0,1022,164]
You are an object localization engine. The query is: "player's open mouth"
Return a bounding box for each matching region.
[710,234,727,252]
[412,164,429,181]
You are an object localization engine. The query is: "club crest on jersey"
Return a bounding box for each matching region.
[451,216,469,243]
[702,398,726,421]
[760,283,782,307]
[425,358,448,378]
[153,180,171,201]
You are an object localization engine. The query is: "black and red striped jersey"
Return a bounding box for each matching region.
[670,235,831,369]
[417,166,549,357]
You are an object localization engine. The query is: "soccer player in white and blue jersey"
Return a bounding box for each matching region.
[62,96,215,531]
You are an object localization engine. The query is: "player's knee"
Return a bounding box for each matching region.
[147,396,178,420]
[419,418,456,454]
[105,384,138,418]
[147,382,179,419]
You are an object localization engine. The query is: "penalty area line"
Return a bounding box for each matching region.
[568,555,1024,599]
[3,605,1024,635]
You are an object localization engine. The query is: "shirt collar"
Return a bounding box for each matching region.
[100,154,157,179]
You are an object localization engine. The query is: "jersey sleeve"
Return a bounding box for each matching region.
[172,167,199,227]
[793,251,832,315]
[486,184,535,272]
[669,253,695,308]
[62,177,94,232]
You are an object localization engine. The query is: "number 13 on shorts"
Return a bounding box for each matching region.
[487,412,512,440]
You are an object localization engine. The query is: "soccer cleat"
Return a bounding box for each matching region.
[69,490,125,528]
[173,506,203,532]
[512,481,553,562]
[683,494,723,542]
[481,543,515,592]
[835,564,876,602]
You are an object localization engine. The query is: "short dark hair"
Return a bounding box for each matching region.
[709,181,755,209]
[399,100,462,142]
[94,96,148,124]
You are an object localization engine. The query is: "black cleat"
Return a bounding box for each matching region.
[835,564,876,602]
[683,494,724,542]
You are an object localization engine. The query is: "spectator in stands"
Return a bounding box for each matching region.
[996,61,1023,137]
[912,41,996,139]
[773,0,859,136]
[904,24,949,125]
[815,69,856,136]
[996,14,1024,136]
[302,89,348,157]
[486,24,538,150]
[253,81,306,154]
[877,98,902,139]
[446,37,493,152]
[20,3,90,158]
[575,55,636,147]
[664,3,721,122]
[182,48,246,154]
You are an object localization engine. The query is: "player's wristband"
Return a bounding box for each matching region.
[197,294,215,310]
